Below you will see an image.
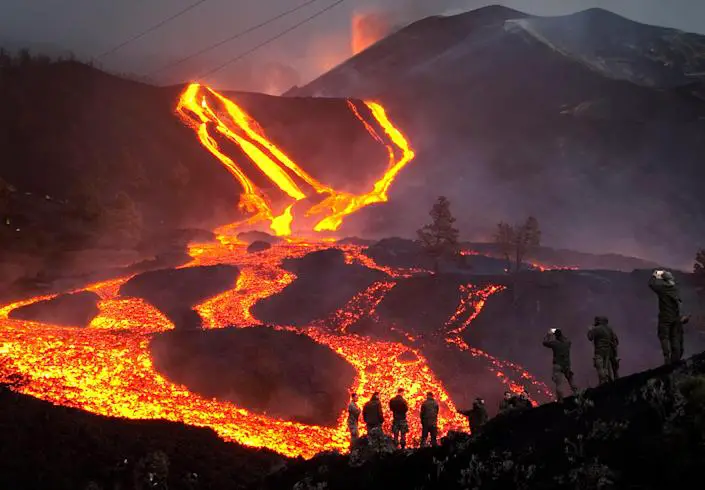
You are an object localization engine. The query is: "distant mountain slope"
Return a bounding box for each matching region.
[506,8,705,88]
[288,6,705,267]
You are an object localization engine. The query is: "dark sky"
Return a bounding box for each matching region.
[1,0,704,92]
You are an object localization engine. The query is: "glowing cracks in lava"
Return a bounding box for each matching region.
[176,83,415,235]
[443,284,553,400]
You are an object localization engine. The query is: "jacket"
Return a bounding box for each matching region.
[587,324,618,357]
[420,398,439,426]
[389,395,409,421]
[362,398,384,428]
[649,276,682,323]
[542,334,572,367]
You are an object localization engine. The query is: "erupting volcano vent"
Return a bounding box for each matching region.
[176,84,415,236]
[0,87,550,459]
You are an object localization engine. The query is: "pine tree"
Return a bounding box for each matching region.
[417,196,460,273]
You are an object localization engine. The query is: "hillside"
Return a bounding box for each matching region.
[506,8,705,88]
[0,383,285,489]
[259,350,705,490]
[248,243,705,410]
[289,6,705,267]
[0,55,387,298]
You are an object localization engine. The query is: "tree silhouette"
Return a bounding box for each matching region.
[417,196,460,273]
[494,216,541,273]
[695,249,705,297]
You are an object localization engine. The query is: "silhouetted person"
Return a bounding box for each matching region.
[347,393,361,446]
[542,328,578,400]
[515,390,532,410]
[420,391,439,447]
[362,392,384,438]
[649,270,690,364]
[498,390,515,414]
[587,316,618,384]
[389,388,409,449]
[459,397,488,433]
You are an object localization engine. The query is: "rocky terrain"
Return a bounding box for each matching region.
[8,291,100,327]
[0,382,285,490]
[5,342,703,489]
[0,55,385,299]
[119,265,240,330]
[258,351,705,490]
[251,248,388,326]
[150,326,356,426]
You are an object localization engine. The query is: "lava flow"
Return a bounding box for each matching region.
[0,86,550,459]
[176,83,415,236]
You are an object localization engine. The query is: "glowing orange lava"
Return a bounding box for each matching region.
[0,235,551,457]
[0,88,551,459]
[176,83,415,236]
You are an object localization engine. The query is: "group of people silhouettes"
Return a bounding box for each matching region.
[347,269,693,449]
[347,389,440,449]
[542,269,691,399]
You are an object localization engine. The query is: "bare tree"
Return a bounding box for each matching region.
[695,249,705,297]
[417,196,460,273]
[493,216,542,273]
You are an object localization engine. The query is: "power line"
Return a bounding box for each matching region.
[97,0,210,59]
[197,0,345,81]
[147,0,322,77]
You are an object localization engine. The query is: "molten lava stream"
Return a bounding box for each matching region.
[0,238,550,457]
[189,239,468,443]
[176,83,416,236]
[443,284,553,401]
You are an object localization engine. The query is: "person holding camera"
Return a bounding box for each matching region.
[542,328,578,400]
[649,270,691,364]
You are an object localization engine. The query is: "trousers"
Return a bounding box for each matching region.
[658,320,683,364]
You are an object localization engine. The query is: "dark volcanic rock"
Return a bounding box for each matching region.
[372,274,483,334]
[365,237,508,274]
[8,291,100,327]
[150,327,355,426]
[365,237,433,270]
[252,248,388,325]
[119,265,239,330]
[336,236,374,246]
[463,270,705,387]
[260,350,705,490]
[236,231,282,245]
[368,269,705,407]
[0,385,284,490]
[247,240,272,253]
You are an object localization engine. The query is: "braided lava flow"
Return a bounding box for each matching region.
[0,240,549,458]
[0,87,550,458]
[175,83,415,236]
